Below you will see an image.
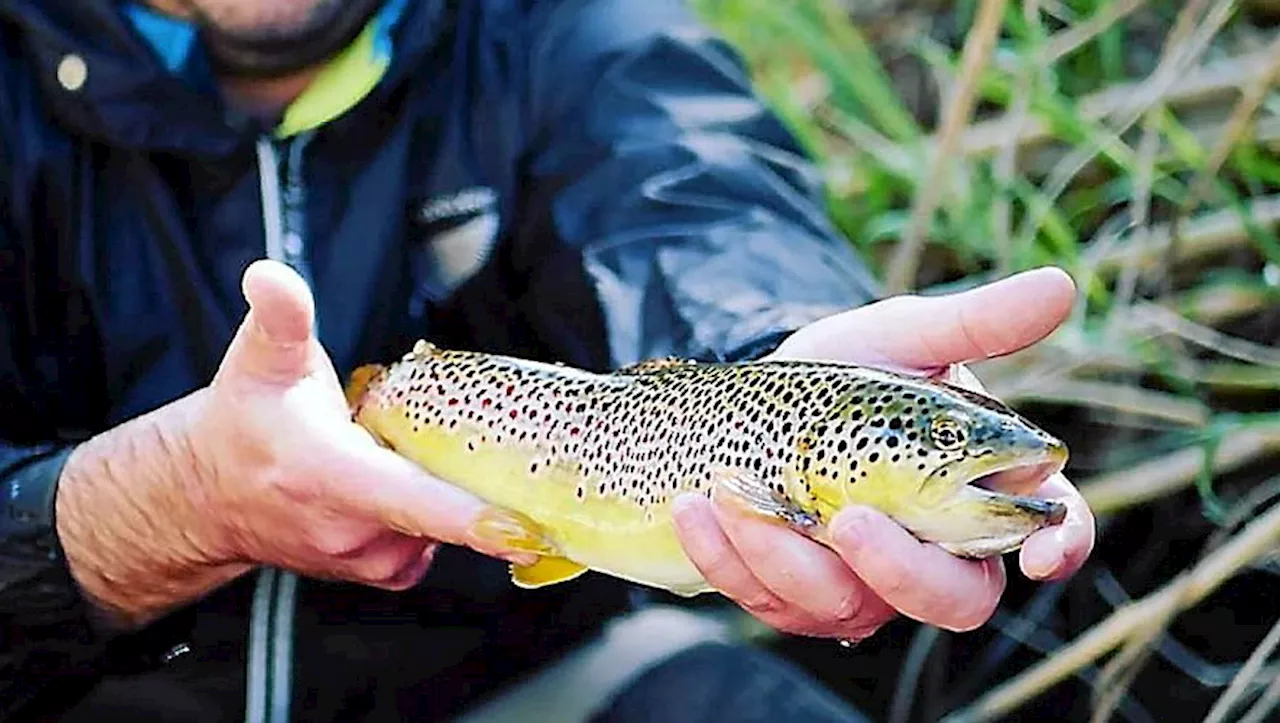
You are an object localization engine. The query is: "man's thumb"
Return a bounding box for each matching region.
[221,260,316,384]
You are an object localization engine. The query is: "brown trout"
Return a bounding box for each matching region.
[346,341,1069,596]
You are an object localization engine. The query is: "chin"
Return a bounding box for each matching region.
[194,0,345,40]
[194,0,388,76]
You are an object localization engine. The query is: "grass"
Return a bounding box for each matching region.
[689,1,1280,721]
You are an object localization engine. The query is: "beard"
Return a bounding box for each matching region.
[171,0,390,77]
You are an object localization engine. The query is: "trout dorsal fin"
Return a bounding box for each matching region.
[616,356,697,375]
[403,338,443,361]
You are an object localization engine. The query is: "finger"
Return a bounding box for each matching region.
[297,537,438,591]
[324,425,540,565]
[675,494,895,640]
[709,488,871,625]
[382,543,441,590]
[355,537,439,591]
[1019,473,1095,581]
[774,267,1076,369]
[671,494,792,620]
[304,526,434,586]
[905,267,1076,367]
[830,506,1006,632]
[221,259,318,385]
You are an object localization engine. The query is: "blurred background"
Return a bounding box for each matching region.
[677,1,1280,721]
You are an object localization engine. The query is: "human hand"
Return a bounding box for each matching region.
[56,260,535,627]
[671,267,1095,641]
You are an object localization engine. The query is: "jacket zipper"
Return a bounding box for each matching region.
[254,133,318,294]
[248,132,314,723]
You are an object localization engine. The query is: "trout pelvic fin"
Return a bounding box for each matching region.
[344,364,386,410]
[711,467,822,535]
[510,556,589,589]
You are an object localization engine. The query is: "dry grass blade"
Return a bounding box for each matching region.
[994,0,1044,274]
[940,501,1280,723]
[1092,476,1280,723]
[1183,31,1280,212]
[888,625,945,723]
[1079,425,1280,517]
[1089,194,1280,273]
[1202,618,1280,723]
[1116,0,1214,316]
[1037,0,1149,65]
[814,106,919,179]
[1176,283,1276,327]
[950,49,1276,164]
[885,0,1009,293]
[1125,303,1280,367]
[1090,548,1210,722]
[1237,672,1280,723]
[1015,0,1237,252]
[1160,26,1280,294]
[1004,378,1210,426]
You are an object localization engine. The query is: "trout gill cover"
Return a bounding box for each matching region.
[346,341,1069,596]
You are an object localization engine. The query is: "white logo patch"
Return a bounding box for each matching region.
[409,187,501,315]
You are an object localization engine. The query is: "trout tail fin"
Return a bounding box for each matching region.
[345,364,387,410]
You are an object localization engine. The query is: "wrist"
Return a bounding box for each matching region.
[54,389,248,629]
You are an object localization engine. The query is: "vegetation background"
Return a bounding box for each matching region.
[684,1,1280,721]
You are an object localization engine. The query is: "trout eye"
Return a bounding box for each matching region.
[928,414,970,451]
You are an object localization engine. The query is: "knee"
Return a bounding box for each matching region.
[590,642,870,723]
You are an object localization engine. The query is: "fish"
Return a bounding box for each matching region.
[345,340,1069,597]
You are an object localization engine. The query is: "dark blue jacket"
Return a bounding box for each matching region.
[0,0,879,718]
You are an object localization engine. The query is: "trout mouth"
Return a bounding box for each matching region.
[909,448,1070,558]
[967,455,1066,496]
[938,446,1070,525]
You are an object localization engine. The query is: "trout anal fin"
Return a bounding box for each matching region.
[510,556,589,589]
[711,467,821,535]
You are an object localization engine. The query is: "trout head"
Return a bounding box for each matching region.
[798,370,1068,558]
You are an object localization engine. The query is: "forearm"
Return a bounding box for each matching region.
[54,387,248,630]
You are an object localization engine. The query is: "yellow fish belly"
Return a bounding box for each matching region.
[363,408,712,596]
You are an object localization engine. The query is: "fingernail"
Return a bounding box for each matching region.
[470,509,554,557]
[671,494,700,527]
[1022,537,1064,579]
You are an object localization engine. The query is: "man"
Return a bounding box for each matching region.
[0,0,1095,720]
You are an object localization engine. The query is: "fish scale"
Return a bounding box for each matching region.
[347,340,1070,596]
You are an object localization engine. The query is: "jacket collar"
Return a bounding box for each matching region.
[124,0,409,139]
[0,0,447,155]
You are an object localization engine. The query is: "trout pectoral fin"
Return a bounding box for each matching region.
[510,556,589,589]
[711,467,821,535]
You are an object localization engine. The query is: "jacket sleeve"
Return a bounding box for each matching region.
[504,0,885,365]
[0,127,108,713]
[508,0,882,370]
[0,378,106,716]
